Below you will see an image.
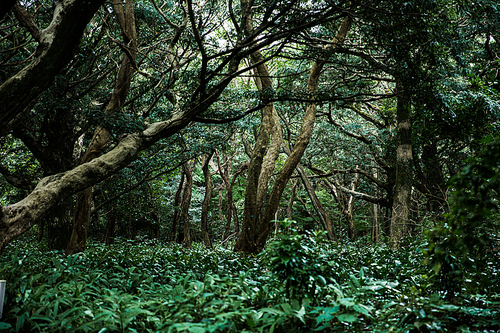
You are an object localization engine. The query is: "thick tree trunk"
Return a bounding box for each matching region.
[201,152,215,249]
[390,79,413,249]
[65,0,137,255]
[251,17,352,252]
[181,162,194,248]
[233,0,283,253]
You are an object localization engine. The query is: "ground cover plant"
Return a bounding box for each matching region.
[1,224,499,332]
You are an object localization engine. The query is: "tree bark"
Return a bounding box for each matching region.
[181,162,194,248]
[105,208,117,245]
[201,152,215,249]
[252,16,352,252]
[390,79,413,249]
[295,162,336,241]
[286,179,298,220]
[45,196,75,250]
[65,0,137,255]
[346,171,360,240]
[169,168,185,242]
[0,0,105,134]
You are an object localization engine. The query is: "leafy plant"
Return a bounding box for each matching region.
[426,137,500,298]
[260,219,332,301]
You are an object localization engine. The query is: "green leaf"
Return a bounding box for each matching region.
[316,306,339,324]
[338,313,358,323]
[0,323,12,330]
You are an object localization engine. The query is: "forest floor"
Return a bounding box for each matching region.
[0,230,499,332]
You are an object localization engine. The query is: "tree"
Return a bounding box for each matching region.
[235,3,352,252]
[1,0,346,252]
[66,0,138,255]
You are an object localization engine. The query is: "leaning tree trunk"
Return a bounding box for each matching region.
[295,162,336,241]
[65,0,137,255]
[390,79,413,249]
[201,152,215,249]
[0,0,105,135]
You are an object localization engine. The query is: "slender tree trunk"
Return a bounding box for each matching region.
[181,161,194,248]
[371,167,380,243]
[296,164,336,240]
[346,171,360,240]
[230,162,248,235]
[105,208,117,245]
[217,184,225,227]
[287,179,298,220]
[201,152,215,249]
[390,79,413,249]
[371,203,380,243]
[169,168,185,241]
[65,0,137,255]
[127,194,132,239]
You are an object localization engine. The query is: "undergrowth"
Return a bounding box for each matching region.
[0,226,498,332]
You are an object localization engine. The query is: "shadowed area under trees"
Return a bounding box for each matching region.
[1,0,500,331]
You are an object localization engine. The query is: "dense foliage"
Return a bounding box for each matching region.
[1,0,500,332]
[0,226,499,332]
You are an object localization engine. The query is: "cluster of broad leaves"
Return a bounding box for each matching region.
[0,228,499,333]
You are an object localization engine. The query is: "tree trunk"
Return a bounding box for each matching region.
[45,196,75,250]
[346,171,360,240]
[170,168,185,242]
[370,167,380,243]
[286,179,298,220]
[201,152,215,249]
[296,163,336,240]
[390,79,413,249]
[218,152,242,241]
[236,14,352,253]
[233,0,284,253]
[370,203,380,243]
[105,208,117,245]
[65,0,137,255]
[181,162,194,248]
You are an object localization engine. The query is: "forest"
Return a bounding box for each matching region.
[0,0,499,331]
